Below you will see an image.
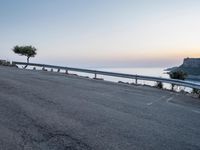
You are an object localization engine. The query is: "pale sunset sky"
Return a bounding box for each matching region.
[0,0,200,67]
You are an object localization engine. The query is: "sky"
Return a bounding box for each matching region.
[0,0,200,68]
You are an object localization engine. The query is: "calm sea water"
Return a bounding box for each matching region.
[69,67,171,88]
[98,67,168,78]
[95,67,168,83]
[69,67,199,92]
[28,66,199,92]
[67,67,167,80]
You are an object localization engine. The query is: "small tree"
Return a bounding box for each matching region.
[13,45,37,68]
[169,70,187,80]
[192,88,200,98]
[169,70,187,91]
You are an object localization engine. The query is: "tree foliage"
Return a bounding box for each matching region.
[169,70,187,80]
[13,45,37,68]
[13,45,37,59]
[192,88,200,98]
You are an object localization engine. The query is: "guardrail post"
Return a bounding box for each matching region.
[171,84,175,91]
[135,75,138,84]
[94,73,97,79]
[11,61,16,66]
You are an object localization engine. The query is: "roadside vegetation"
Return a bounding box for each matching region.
[0,60,16,67]
[192,88,200,98]
[13,45,37,68]
[0,60,11,66]
[169,70,188,91]
[169,70,187,80]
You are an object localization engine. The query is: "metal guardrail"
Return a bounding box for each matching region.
[12,61,200,90]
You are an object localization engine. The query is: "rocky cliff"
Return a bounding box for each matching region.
[172,58,200,76]
[181,58,200,68]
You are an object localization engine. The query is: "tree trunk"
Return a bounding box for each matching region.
[24,57,30,69]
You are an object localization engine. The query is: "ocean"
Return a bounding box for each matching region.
[69,67,200,92]
[92,67,168,83]
[27,65,200,92]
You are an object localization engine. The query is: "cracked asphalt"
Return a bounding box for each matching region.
[0,66,200,150]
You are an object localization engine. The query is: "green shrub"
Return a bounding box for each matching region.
[192,88,200,98]
[169,70,187,80]
[0,60,14,66]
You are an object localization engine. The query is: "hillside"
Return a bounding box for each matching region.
[168,58,200,76]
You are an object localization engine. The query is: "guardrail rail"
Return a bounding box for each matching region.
[12,61,200,90]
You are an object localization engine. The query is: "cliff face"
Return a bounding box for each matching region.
[167,58,200,76]
[181,58,200,68]
[176,58,200,76]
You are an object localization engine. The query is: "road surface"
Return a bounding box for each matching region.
[0,66,200,150]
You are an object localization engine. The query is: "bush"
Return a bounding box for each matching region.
[192,88,200,98]
[155,81,163,89]
[0,60,10,66]
[169,70,187,80]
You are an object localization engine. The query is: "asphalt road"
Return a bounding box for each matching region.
[0,66,200,150]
